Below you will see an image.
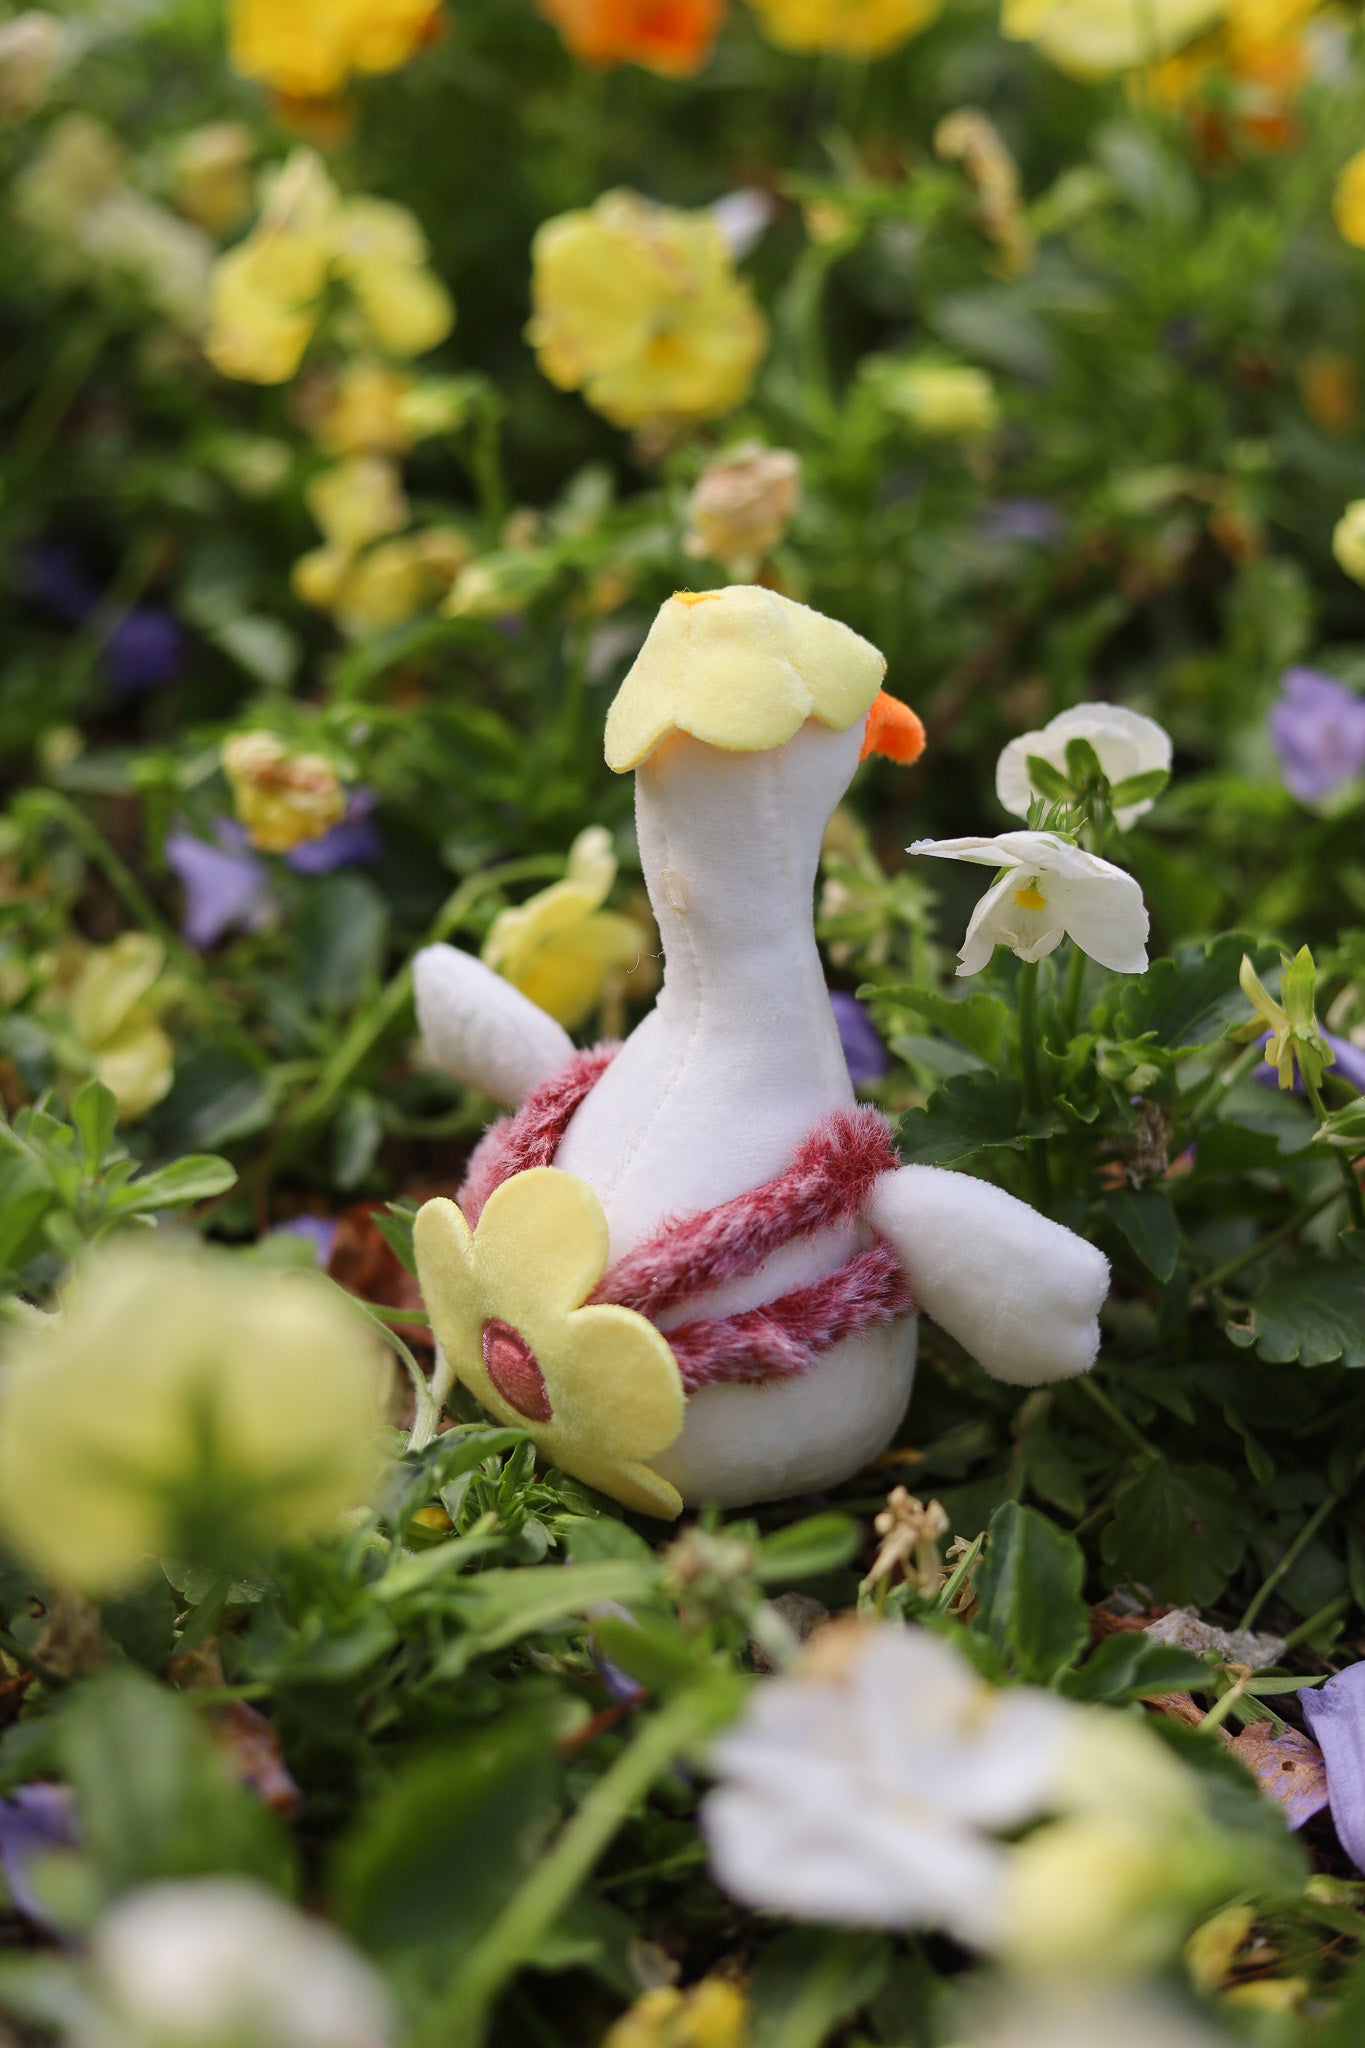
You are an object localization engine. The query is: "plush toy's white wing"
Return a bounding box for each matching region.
[413,944,574,1107]
[865,1165,1108,1386]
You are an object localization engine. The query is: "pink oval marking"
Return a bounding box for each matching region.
[481,1318,552,1422]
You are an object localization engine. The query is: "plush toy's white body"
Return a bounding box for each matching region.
[415,601,1109,1509]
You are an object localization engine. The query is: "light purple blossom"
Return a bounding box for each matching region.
[1268,668,1365,803]
[272,1216,338,1266]
[1253,1029,1365,1096]
[165,821,272,950]
[0,1783,79,1929]
[1300,1663,1365,1875]
[977,500,1066,547]
[829,991,888,1088]
[165,794,380,949]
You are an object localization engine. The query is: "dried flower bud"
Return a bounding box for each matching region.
[684,442,801,571]
[223,731,347,853]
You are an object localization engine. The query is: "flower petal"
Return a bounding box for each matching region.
[1300,1663,1365,1875]
[473,1168,611,1327]
[1046,869,1149,974]
[557,1303,685,1459]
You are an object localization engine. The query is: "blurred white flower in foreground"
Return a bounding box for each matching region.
[955,1986,1228,2048]
[75,1880,393,2048]
[701,1622,1073,1946]
[996,704,1172,829]
[908,832,1149,976]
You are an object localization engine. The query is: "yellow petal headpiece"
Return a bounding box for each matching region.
[604,585,887,772]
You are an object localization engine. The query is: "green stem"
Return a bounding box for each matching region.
[282,855,560,1137]
[1062,942,1086,1039]
[1076,1373,1159,1459]
[1239,1491,1340,1632]
[1302,1070,1365,1231]
[421,1688,720,2048]
[1279,1592,1350,1654]
[1198,1185,1344,1298]
[1179,1039,1263,1132]
[1016,960,1050,1207]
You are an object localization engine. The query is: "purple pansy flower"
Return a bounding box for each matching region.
[271,1215,338,1266]
[165,821,272,950]
[166,794,380,950]
[1253,1029,1365,1097]
[0,1784,79,1929]
[21,543,183,695]
[1268,668,1365,803]
[829,991,888,1089]
[977,499,1066,547]
[1300,1663,1365,1874]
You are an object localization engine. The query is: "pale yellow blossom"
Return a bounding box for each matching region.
[878,358,999,437]
[482,826,645,1028]
[744,0,941,56]
[222,732,347,854]
[0,10,66,122]
[62,935,174,1122]
[229,0,441,100]
[1002,0,1225,75]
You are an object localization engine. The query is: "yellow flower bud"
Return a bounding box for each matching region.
[1334,149,1365,250]
[306,455,409,555]
[878,359,999,438]
[0,1243,385,1593]
[222,732,347,854]
[61,934,174,1123]
[167,121,255,236]
[684,442,801,571]
[1333,499,1365,585]
[744,0,941,56]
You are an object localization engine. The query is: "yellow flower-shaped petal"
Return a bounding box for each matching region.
[414,1169,685,1519]
[605,585,887,772]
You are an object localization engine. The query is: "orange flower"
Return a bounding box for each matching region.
[538,0,724,76]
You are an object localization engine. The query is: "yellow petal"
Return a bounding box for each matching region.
[412,1196,487,1389]
[92,1015,174,1122]
[69,933,165,1045]
[351,261,455,357]
[473,1168,610,1329]
[559,1305,685,1460]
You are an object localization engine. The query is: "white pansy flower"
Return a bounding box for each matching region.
[702,1622,1075,1948]
[80,1880,394,2048]
[908,832,1149,977]
[996,704,1172,829]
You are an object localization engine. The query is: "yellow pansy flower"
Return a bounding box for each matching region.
[205,149,453,386]
[306,453,409,554]
[483,826,645,1028]
[603,1980,752,2048]
[229,0,442,101]
[414,1169,685,1518]
[1002,0,1226,76]
[528,190,766,430]
[744,0,941,55]
[317,361,416,454]
[222,731,347,854]
[0,1242,384,1594]
[62,934,174,1122]
[1334,149,1365,249]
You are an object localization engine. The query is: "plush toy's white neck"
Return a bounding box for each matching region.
[554,717,863,1253]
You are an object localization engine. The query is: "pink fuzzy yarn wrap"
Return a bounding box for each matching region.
[456,1047,913,1392]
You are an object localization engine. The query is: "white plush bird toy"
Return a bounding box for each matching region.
[412,586,1108,1518]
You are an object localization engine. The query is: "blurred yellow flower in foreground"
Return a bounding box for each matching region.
[167,122,255,236]
[62,934,174,1122]
[602,1979,751,2048]
[206,149,453,385]
[483,826,645,1028]
[229,0,442,100]
[744,0,941,55]
[0,1243,385,1593]
[1002,0,1225,76]
[223,731,347,853]
[528,190,766,430]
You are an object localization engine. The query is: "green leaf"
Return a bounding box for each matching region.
[1061,1632,1211,1703]
[439,1560,660,1670]
[878,987,1011,1066]
[975,1501,1088,1683]
[1112,931,1272,1049]
[1109,767,1170,808]
[897,1073,1064,1168]
[113,1154,237,1213]
[754,1513,859,1585]
[750,1929,892,2048]
[1233,1261,1365,1368]
[57,1672,292,1896]
[590,1612,711,1695]
[1104,1187,1179,1281]
[69,1080,118,1172]
[373,1199,419,1277]
[1101,1456,1251,1606]
[1062,735,1103,783]
[296,873,389,1014]
[333,1706,561,1954]
[1024,752,1072,803]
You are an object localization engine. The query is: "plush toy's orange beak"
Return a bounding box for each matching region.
[859,690,926,765]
